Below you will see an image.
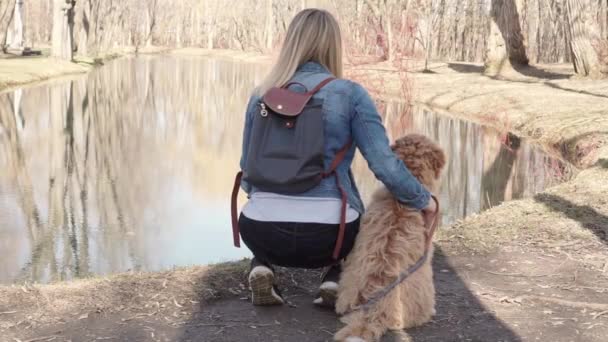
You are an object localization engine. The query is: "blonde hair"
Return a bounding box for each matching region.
[256,9,343,95]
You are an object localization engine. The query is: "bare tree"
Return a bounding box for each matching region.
[11,0,608,66]
[145,0,158,47]
[52,0,76,60]
[74,0,91,56]
[0,0,16,52]
[484,0,529,76]
[364,0,396,61]
[414,0,442,71]
[7,0,24,49]
[265,0,273,49]
[565,0,606,78]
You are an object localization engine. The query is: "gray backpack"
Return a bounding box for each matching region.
[231,77,352,260]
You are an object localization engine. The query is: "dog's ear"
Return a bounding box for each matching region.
[391,134,446,184]
[428,143,447,179]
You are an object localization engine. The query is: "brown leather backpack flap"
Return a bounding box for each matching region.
[263,87,312,116]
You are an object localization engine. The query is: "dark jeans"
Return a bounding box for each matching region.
[239,213,361,269]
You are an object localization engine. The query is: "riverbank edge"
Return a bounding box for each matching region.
[0,46,176,93]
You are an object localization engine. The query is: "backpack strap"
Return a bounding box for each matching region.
[306,77,335,95]
[231,171,243,248]
[321,140,353,260]
[425,195,440,250]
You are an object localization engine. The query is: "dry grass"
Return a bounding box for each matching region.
[0,260,249,332]
[169,48,273,65]
[441,164,608,271]
[0,57,90,92]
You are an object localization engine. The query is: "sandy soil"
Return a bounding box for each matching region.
[1,246,607,342]
[1,49,607,341]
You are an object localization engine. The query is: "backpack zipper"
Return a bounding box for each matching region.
[260,103,268,117]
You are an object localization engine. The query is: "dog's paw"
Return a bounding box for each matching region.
[334,325,355,341]
[335,292,356,314]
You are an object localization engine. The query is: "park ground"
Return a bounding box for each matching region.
[0,49,607,341]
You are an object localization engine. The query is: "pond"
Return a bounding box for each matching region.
[0,56,574,283]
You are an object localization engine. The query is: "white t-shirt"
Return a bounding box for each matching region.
[242,192,360,224]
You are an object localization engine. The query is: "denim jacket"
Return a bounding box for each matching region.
[239,61,430,213]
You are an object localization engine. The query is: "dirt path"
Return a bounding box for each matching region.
[2,244,607,342]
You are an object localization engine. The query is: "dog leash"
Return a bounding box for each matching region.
[343,195,440,315]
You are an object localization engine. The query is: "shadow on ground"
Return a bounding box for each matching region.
[447,63,484,74]
[447,62,570,80]
[511,64,571,80]
[535,193,608,245]
[178,247,521,342]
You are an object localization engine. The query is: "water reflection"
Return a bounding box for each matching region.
[0,56,573,283]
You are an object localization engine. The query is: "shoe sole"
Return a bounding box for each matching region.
[314,281,338,308]
[249,267,284,306]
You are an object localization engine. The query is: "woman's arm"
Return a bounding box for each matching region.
[350,84,430,210]
[239,95,259,194]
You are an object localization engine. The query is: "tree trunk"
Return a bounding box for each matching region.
[8,0,24,49]
[0,0,16,52]
[565,0,605,78]
[52,0,76,60]
[207,18,214,49]
[75,0,90,56]
[385,0,394,61]
[434,0,446,58]
[144,0,157,47]
[424,6,433,71]
[484,0,529,75]
[355,0,362,46]
[599,0,607,39]
[265,0,273,50]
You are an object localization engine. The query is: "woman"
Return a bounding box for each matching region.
[237,9,436,307]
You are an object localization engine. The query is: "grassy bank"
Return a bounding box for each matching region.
[0,46,172,93]
[0,56,90,91]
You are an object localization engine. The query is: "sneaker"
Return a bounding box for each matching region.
[248,259,284,306]
[313,264,341,308]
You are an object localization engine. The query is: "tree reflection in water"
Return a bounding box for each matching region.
[0,56,574,283]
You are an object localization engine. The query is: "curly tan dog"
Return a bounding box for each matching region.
[335,134,446,342]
